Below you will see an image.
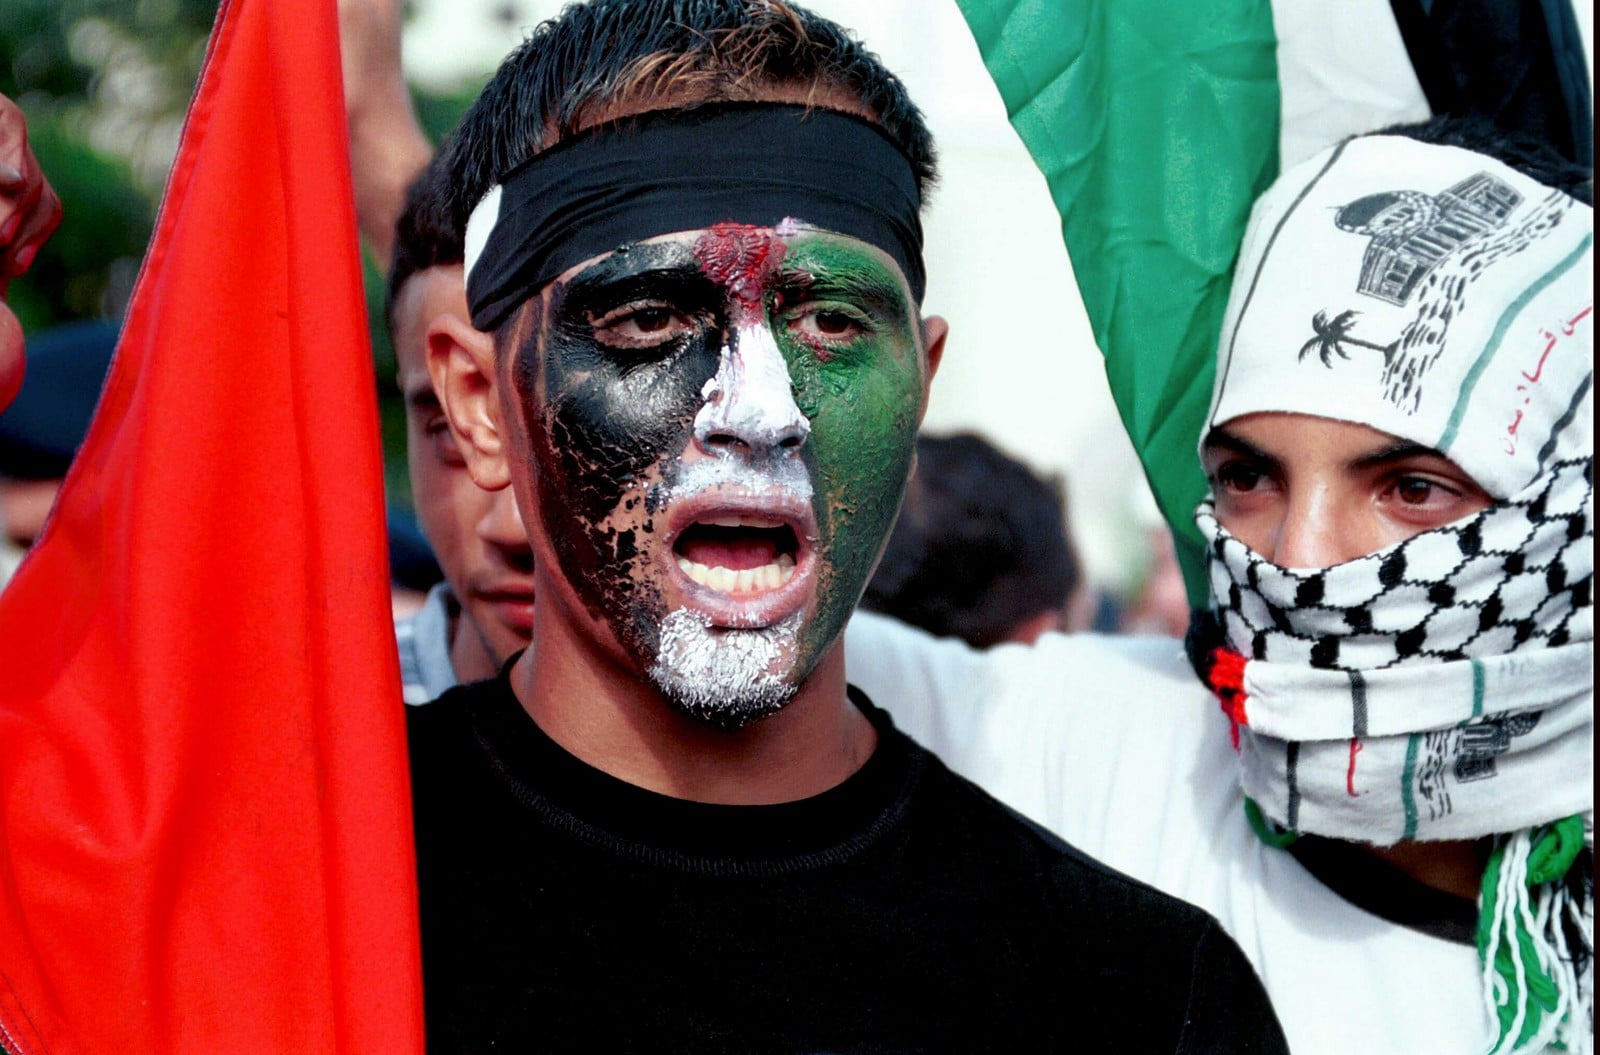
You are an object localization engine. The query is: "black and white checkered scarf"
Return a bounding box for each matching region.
[1194,458,1593,1055]
[1196,457,1592,846]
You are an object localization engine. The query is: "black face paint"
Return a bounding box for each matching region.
[518,240,723,648]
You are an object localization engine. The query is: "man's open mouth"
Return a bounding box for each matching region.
[673,515,800,595]
[661,489,818,628]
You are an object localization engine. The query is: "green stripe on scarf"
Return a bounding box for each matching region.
[955,0,1280,605]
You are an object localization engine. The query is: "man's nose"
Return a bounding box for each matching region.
[1269,485,1364,570]
[692,324,809,458]
[477,488,530,554]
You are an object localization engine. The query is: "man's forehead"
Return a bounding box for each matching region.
[555,223,907,289]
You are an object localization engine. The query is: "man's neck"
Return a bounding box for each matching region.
[509,610,876,805]
[1362,839,1490,902]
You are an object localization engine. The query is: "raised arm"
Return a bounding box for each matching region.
[0,92,63,409]
[339,0,433,268]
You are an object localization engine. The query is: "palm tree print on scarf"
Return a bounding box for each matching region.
[1301,175,1572,414]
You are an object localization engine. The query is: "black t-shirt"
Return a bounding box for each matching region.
[409,675,1287,1054]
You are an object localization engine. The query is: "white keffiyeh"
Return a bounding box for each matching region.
[1208,136,1592,501]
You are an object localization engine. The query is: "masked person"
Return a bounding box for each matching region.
[408,1,1287,1051]
[848,117,1592,1055]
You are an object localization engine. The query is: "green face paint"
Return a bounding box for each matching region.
[772,233,926,663]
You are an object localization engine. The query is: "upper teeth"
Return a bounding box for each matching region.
[677,553,797,593]
[702,515,785,529]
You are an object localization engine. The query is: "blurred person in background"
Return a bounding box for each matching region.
[337,2,536,701]
[386,505,445,619]
[862,431,1090,646]
[0,319,113,586]
[386,160,534,704]
[1118,519,1192,638]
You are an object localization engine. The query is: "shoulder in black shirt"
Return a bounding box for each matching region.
[409,674,1287,1054]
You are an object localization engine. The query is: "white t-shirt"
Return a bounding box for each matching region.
[844,610,1494,1055]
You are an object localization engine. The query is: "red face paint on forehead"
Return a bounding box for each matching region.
[692,223,788,318]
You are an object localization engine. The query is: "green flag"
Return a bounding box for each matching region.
[956,0,1279,606]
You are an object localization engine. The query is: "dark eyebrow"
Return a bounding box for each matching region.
[784,266,909,318]
[1201,426,1277,466]
[558,263,716,317]
[1350,441,1451,471]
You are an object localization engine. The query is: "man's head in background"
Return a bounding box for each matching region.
[387,158,533,682]
[0,319,114,584]
[428,0,944,726]
[862,432,1085,647]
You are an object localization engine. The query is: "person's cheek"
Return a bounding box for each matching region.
[783,334,923,654]
[529,320,719,640]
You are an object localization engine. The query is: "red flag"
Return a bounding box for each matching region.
[0,0,423,1050]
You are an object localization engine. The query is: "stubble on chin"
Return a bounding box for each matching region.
[648,608,803,729]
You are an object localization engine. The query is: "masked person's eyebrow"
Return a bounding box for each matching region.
[1351,441,1451,470]
[1202,427,1274,463]
[786,267,907,312]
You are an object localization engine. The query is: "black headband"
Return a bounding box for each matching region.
[463,102,926,331]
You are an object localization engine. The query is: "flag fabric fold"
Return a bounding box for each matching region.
[954,0,1281,606]
[0,0,423,1050]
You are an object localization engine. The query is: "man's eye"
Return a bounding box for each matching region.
[788,304,868,342]
[426,417,466,466]
[628,307,675,334]
[591,303,694,346]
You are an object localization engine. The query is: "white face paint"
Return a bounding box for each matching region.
[693,323,810,457]
[649,609,804,727]
[651,333,816,725]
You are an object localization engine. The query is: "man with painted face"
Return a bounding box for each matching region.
[847,117,1593,1055]
[410,1,1287,1051]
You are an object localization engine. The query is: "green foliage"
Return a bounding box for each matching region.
[0,0,219,327]
[2,2,485,508]
[0,0,217,118]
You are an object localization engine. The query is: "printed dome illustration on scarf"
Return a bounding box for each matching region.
[1188,134,1593,1055]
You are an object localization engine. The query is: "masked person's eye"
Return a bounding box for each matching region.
[1214,462,1270,494]
[1394,477,1444,505]
[1385,474,1471,515]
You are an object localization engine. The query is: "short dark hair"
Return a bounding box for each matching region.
[385,154,463,343]
[1375,114,1593,205]
[434,0,938,246]
[862,433,1080,649]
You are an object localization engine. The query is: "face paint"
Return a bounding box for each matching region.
[512,224,925,726]
[767,232,926,665]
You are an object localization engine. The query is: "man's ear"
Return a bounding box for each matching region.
[917,315,948,425]
[427,313,511,491]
